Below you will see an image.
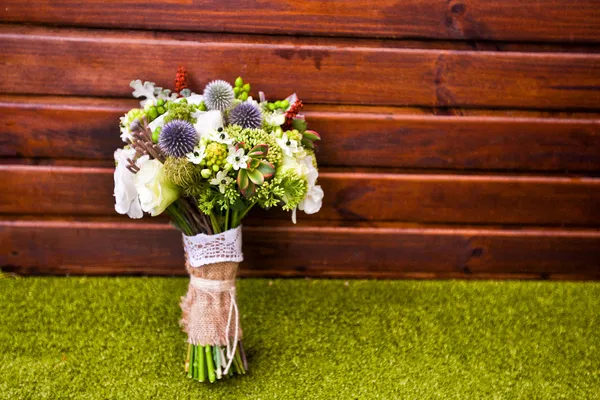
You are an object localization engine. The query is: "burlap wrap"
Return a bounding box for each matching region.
[180,259,243,346]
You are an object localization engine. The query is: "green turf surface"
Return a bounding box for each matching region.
[0,277,598,399]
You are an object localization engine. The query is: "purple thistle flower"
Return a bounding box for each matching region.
[159,120,198,158]
[229,102,263,129]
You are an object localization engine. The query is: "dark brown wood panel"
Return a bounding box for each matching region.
[2,96,600,172]
[1,219,598,278]
[2,26,600,109]
[2,165,599,226]
[2,1,600,43]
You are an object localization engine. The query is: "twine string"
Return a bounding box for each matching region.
[189,276,239,375]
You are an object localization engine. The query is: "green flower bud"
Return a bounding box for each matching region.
[157,99,165,107]
[235,77,244,87]
[267,103,276,111]
[201,169,212,179]
[274,101,282,109]
[198,102,207,111]
[157,106,166,114]
[242,83,250,92]
[281,99,289,109]
[212,164,220,172]
[152,128,160,143]
[234,87,241,96]
[148,106,158,120]
[240,92,248,101]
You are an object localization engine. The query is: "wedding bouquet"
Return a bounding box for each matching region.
[113,68,323,382]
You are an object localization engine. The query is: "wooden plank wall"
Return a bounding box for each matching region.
[1,1,599,279]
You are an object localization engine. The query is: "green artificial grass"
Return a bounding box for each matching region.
[0,278,599,399]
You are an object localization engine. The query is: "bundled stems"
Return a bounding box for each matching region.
[186,343,247,383]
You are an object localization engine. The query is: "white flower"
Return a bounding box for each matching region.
[210,170,234,194]
[186,145,206,164]
[226,147,250,170]
[294,153,323,222]
[209,128,234,145]
[113,148,143,219]
[134,156,179,216]
[265,111,286,127]
[276,132,299,157]
[299,184,324,214]
[192,110,223,138]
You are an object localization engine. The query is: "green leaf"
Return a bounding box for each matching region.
[247,144,269,158]
[301,139,315,149]
[303,130,321,141]
[248,158,260,170]
[291,118,307,133]
[256,161,275,179]
[232,197,245,211]
[240,181,256,198]
[237,170,249,191]
[246,168,265,185]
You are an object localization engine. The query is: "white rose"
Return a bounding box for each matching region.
[114,148,143,219]
[134,156,179,216]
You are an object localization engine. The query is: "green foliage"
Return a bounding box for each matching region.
[1,278,599,399]
[196,186,218,215]
[164,102,197,123]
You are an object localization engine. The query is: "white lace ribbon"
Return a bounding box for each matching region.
[190,276,239,375]
[183,226,244,268]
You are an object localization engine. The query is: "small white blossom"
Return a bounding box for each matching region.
[277,132,299,157]
[226,147,250,170]
[209,128,234,145]
[186,145,207,164]
[210,170,234,194]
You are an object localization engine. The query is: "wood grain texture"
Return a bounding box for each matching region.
[3,96,600,172]
[2,165,599,226]
[1,219,598,278]
[2,26,600,109]
[2,0,600,43]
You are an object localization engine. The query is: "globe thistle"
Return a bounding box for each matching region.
[203,80,235,111]
[229,102,263,129]
[159,120,198,158]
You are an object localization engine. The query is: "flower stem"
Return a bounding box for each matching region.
[205,345,216,383]
[198,345,206,382]
[225,208,230,231]
[209,212,221,234]
[233,202,256,227]
[187,343,194,379]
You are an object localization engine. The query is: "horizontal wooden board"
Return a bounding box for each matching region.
[2,96,600,172]
[2,165,600,226]
[2,1,600,43]
[1,219,598,278]
[2,26,600,109]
